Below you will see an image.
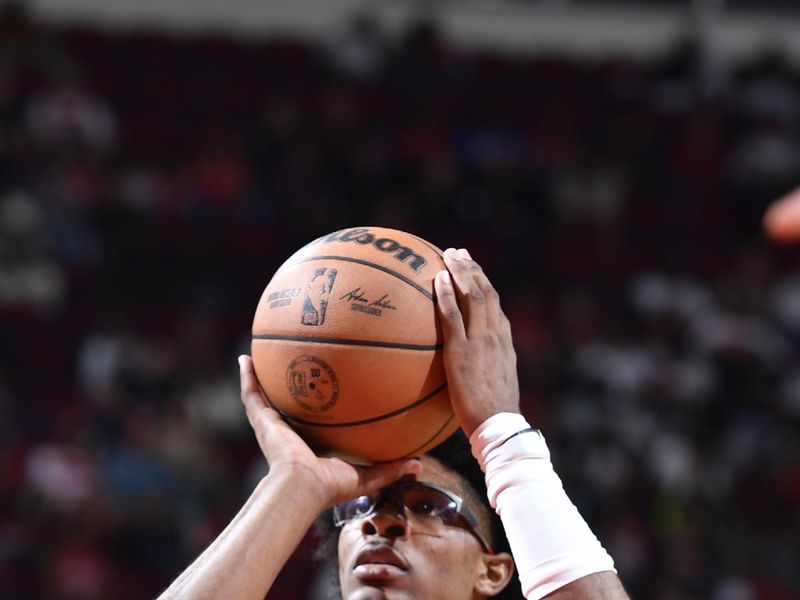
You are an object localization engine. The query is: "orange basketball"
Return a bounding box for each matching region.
[251,226,457,463]
[764,186,800,243]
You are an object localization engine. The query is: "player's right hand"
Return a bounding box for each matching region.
[238,355,420,507]
[434,248,521,437]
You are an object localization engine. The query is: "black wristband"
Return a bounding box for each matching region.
[499,426,539,447]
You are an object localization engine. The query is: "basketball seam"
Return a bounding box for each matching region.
[252,334,442,351]
[277,255,434,301]
[406,233,445,259]
[273,381,448,428]
[405,412,455,456]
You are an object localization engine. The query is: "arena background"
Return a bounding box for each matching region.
[2,0,800,598]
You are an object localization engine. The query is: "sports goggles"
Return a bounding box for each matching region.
[333,481,492,553]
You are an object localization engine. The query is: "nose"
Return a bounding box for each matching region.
[360,506,410,542]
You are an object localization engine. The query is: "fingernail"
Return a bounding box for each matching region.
[459,248,472,260]
[437,270,452,285]
[238,355,246,370]
[445,247,462,261]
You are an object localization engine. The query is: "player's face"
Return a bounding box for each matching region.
[337,456,493,600]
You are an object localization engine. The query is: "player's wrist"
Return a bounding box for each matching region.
[463,409,522,438]
[452,399,515,435]
[265,462,333,509]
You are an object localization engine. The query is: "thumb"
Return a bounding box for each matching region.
[355,458,422,496]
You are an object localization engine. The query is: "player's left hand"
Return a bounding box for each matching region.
[239,355,420,506]
[434,248,521,437]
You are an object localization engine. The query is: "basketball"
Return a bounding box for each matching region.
[250,227,457,463]
[764,186,800,243]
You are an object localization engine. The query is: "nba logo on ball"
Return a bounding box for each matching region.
[251,227,456,463]
[301,268,338,326]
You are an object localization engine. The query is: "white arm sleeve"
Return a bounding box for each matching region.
[470,413,616,600]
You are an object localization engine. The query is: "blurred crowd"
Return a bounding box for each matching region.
[1,1,800,598]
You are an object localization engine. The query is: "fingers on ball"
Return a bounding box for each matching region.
[443,250,485,301]
[454,250,509,331]
[435,270,467,341]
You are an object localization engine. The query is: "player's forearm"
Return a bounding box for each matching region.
[472,413,628,600]
[158,468,325,600]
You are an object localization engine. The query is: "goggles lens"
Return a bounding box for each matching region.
[333,482,491,552]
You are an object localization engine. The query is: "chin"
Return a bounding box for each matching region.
[343,577,414,600]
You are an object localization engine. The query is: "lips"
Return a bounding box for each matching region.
[354,544,409,571]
